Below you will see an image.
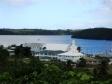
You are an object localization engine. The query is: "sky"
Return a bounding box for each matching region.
[0,0,112,29]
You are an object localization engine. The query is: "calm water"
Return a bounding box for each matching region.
[0,35,112,55]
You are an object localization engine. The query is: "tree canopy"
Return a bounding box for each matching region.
[72,28,112,40]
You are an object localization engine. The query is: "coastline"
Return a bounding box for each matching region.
[71,36,112,41]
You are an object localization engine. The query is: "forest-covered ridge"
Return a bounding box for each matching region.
[0,28,112,40]
[72,28,112,40]
[0,29,72,35]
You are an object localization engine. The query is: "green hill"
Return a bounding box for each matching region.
[0,28,112,40]
[0,29,72,35]
[72,28,112,40]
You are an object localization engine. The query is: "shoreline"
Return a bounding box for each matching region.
[72,36,112,41]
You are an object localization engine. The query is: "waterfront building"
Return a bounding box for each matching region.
[23,40,85,62]
[57,40,84,62]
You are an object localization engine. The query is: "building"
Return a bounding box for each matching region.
[23,43,68,55]
[57,40,84,62]
[23,43,45,53]
[23,40,85,62]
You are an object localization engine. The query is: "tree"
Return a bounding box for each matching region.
[15,45,32,58]
[93,57,110,79]
[38,64,62,84]
[0,46,9,70]
[98,58,109,78]
[77,58,86,67]
[66,60,73,70]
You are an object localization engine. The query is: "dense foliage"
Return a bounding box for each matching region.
[0,46,112,84]
[72,28,112,40]
[15,45,32,58]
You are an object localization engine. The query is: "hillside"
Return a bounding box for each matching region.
[0,29,72,35]
[0,28,112,40]
[72,28,112,40]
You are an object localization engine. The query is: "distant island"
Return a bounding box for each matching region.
[0,29,72,35]
[0,28,112,40]
[72,28,112,40]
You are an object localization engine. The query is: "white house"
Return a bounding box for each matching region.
[23,43,45,52]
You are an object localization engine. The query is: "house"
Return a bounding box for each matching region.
[23,43,45,52]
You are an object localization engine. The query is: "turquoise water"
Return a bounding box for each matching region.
[0,35,111,55]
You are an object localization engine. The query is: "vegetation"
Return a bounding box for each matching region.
[72,28,112,40]
[15,44,32,58]
[1,27,112,40]
[0,45,112,84]
[77,57,87,67]
[0,29,72,35]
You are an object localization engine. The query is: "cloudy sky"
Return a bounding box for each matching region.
[0,0,112,29]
